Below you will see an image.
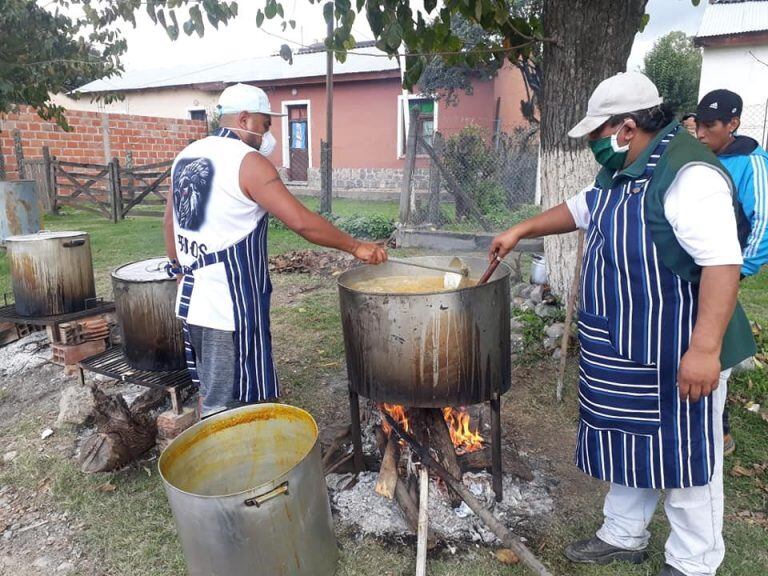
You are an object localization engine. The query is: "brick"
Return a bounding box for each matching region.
[51,339,107,366]
[156,406,199,450]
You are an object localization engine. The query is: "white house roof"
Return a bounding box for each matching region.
[697,0,768,39]
[77,45,400,94]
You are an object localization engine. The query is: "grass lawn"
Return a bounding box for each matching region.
[0,204,767,576]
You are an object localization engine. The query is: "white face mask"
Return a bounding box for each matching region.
[229,127,277,157]
[610,121,630,153]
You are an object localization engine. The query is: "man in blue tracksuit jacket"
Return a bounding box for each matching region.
[696,89,768,454]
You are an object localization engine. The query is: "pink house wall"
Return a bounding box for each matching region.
[260,66,529,171]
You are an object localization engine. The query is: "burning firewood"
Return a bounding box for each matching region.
[375,435,401,499]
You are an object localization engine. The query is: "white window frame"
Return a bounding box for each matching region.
[186,107,208,121]
[281,99,313,170]
[396,94,438,159]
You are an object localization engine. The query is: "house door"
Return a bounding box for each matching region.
[288,105,309,182]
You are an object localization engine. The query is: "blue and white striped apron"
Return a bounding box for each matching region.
[575,126,715,489]
[176,215,280,404]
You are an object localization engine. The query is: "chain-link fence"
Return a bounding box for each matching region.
[739,101,768,149]
[400,109,540,233]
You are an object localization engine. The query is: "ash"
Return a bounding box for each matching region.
[0,331,50,377]
[328,469,554,544]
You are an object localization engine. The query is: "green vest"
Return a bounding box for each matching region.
[605,121,756,369]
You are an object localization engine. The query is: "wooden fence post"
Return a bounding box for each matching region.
[109,157,121,223]
[427,132,443,225]
[41,146,56,214]
[0,140,6,180]
[399,105,420,225]
[13,130,25,179]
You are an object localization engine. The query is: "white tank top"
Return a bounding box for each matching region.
[171,134,266,330]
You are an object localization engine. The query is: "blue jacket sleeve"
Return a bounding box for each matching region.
[741,153,768,276]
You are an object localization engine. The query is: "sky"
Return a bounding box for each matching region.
[111,0,708,72]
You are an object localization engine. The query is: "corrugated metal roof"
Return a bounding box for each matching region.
[697,0,768,38]
[77,45,400,94]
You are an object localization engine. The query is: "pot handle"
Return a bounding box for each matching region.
[244,481,289,507]
[62,239,86,248]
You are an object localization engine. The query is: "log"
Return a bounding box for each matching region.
[457,448,492,472]
[374,427,438,548]
[415,467,429,576]
[79,386,157,473]
[321,424,352,468]
[384,413,554,576]
[417,408,463,507]
[375,435,401,499]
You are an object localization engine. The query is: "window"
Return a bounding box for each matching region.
[398,96,437,158]
[189,109,207,121]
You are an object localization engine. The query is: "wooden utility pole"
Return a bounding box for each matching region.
[320,1,334,214]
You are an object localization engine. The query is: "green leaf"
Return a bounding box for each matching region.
[189,5,204,36]
[691,0,701,5]
[277,4,284,19]
[265,1,277,19]
[638,13,650,33]
[279,43,293,64]
[183,20,194,36]
[289,19,296,29]
[323,1,334,25]
[385,21,403,49]
[424,0,437,13]
[146,0,158,24]
[256,9,264,27]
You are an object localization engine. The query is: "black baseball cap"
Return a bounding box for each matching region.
[696,89,743,122]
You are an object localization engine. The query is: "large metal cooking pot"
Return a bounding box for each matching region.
[6,230,96,317]
[338,255,511,407]
[158,404,338,576]
[111,257,184,371]
[0,181,41,243]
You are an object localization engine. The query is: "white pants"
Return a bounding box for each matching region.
[596,371,729,576]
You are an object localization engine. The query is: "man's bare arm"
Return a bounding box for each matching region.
[239,152,386,263]
[677,265,740,402]
[489,203,578,259]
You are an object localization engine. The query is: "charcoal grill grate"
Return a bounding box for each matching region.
[79,346,194,414]
[0,300,116,326]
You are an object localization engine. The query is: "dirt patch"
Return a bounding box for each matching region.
[269,249,356,276]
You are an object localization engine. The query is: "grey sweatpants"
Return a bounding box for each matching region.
[186,324,244,418]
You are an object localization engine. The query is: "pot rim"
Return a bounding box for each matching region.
[337,257,511,296]
[158,403,319,500]
[112,256,176,283]
[5,230,87,242]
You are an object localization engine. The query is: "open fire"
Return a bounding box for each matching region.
[381,404,484,455]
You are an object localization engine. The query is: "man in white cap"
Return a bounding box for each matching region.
[490,72,755,575]
[163,83,387,418]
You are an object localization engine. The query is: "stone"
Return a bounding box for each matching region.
[534,303,560,319]
[55,386,95,429]
[511,282,530,298]
[519,285,534,299]
[544,323,566,340]
[32,556,53,569]
[542,336,559,350]
[518,300,535,313]
[2,451,18,463]
[732,356,757,375]
[529,285,545,304]
[510,318,525,334]
[552,348,562,361]
[40,428,54,440]
[56,561,75,574]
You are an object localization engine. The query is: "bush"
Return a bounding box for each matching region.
[268,213,395,241]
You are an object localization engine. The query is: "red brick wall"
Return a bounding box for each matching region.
[0,105,208,179]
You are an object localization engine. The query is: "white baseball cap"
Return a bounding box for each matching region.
[216,83,285,116]
[568,72,664,138]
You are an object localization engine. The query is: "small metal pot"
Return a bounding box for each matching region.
[5,230,95,317]
[158,404,338,576]
[111,257,184,371]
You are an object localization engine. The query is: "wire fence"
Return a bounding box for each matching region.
[401,112,540,233]
[739,102,768,149]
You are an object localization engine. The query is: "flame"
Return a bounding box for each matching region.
[381,403,411,436]
[442,407,484,455]
[380,403,483,455]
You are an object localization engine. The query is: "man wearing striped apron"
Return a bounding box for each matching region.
[163,83,387,418]
[491,72,755,576]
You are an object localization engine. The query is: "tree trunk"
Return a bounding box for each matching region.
[540,0,648,295]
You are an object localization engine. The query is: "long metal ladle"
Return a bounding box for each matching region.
[387,256,471,289]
